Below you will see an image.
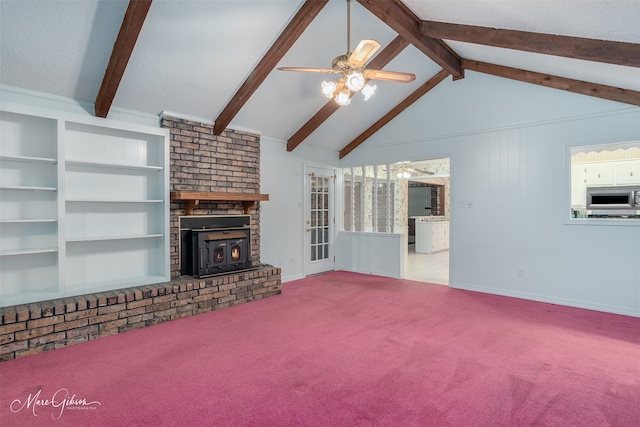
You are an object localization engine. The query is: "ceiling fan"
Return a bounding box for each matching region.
[393,163,434,179]
[277,0,416,106]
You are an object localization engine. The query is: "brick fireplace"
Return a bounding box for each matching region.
[164,116,267,276]
[0,117,281,361]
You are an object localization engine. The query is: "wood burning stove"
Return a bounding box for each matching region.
[191,229,250,276]
[179,215,252,278]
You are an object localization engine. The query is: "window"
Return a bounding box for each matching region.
[375,181,395,232]
[343,165,402,233]
[570,141,640,219]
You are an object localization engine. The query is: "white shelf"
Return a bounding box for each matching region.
[0,185,57,191]
[66,234,164,243]
[0,154,57,164]
[66,159,163,171]
[0,247,58,257]
[65,199,163,203]
[1,103,170,307]
[0,218,57,224]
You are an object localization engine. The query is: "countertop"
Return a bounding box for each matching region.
[411,216,449,222]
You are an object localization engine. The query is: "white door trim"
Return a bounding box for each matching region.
[304,165,336,277]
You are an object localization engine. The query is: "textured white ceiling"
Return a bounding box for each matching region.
[404,0,640,94]
[1,0,638,153]
[0,0,127,101]
[405,0,640,42]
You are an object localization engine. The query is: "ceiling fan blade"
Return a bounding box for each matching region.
[277,67,333,74]
[409,168,434,175]
[363,69,416,83]
[349,39,381,67]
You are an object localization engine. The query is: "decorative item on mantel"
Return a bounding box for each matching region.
[170,191,269,215]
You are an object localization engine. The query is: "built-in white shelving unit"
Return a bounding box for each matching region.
[0,103,169,306]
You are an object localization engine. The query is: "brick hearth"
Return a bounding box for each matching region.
[0,267,280,360]
[0,116,281,361]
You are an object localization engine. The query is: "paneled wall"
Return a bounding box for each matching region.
[341,71,640,317]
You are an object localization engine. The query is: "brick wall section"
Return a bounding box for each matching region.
[0,266,281,361]
[162,116,262,278]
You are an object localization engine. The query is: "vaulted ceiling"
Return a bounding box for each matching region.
[1,0,639,158]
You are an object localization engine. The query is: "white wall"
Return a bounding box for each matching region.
[259,136,338,282]
[342,71,640,317]
[336,232,406,279]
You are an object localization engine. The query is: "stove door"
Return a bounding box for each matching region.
[228,237,248,268]
[191,229,251,277]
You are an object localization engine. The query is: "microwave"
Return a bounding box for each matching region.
[586,186,640,216]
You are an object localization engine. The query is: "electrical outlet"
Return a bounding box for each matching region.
[517,267,525,277]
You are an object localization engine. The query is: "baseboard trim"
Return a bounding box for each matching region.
[451,281,640,318]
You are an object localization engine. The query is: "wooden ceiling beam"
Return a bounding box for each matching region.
[356,0,462,78]
[463,60,640,107]
[286,35,410,152]
[422,21,640,69]
[339,69,450,158]
[213,0,328,136]
[95,0,152,118]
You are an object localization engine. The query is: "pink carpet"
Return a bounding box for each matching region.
[2,271,640,426]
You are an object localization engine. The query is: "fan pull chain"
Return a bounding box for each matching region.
[346,0,351,54]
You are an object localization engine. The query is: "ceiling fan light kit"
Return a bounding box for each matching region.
[278,0,415,107]
[335,87,352,106]
[346,71,365,92]
[321,80,338,98]
[361,82,377,101]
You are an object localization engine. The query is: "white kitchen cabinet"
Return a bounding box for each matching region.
[571,164,587,206]
[585,163,614,186]
[415,220,449,254]
[0,103,169,306]
[614,160,640,185]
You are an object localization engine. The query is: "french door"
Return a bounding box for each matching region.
[305,166,335,276]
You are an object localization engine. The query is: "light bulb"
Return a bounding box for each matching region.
[321,81,337,99]
[335,89,351,106]
[345,71,365,92]
[361,83,377,101]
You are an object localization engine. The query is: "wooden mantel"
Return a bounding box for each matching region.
[170,191,269,215]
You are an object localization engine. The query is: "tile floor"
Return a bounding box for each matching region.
[404,244,449,285]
